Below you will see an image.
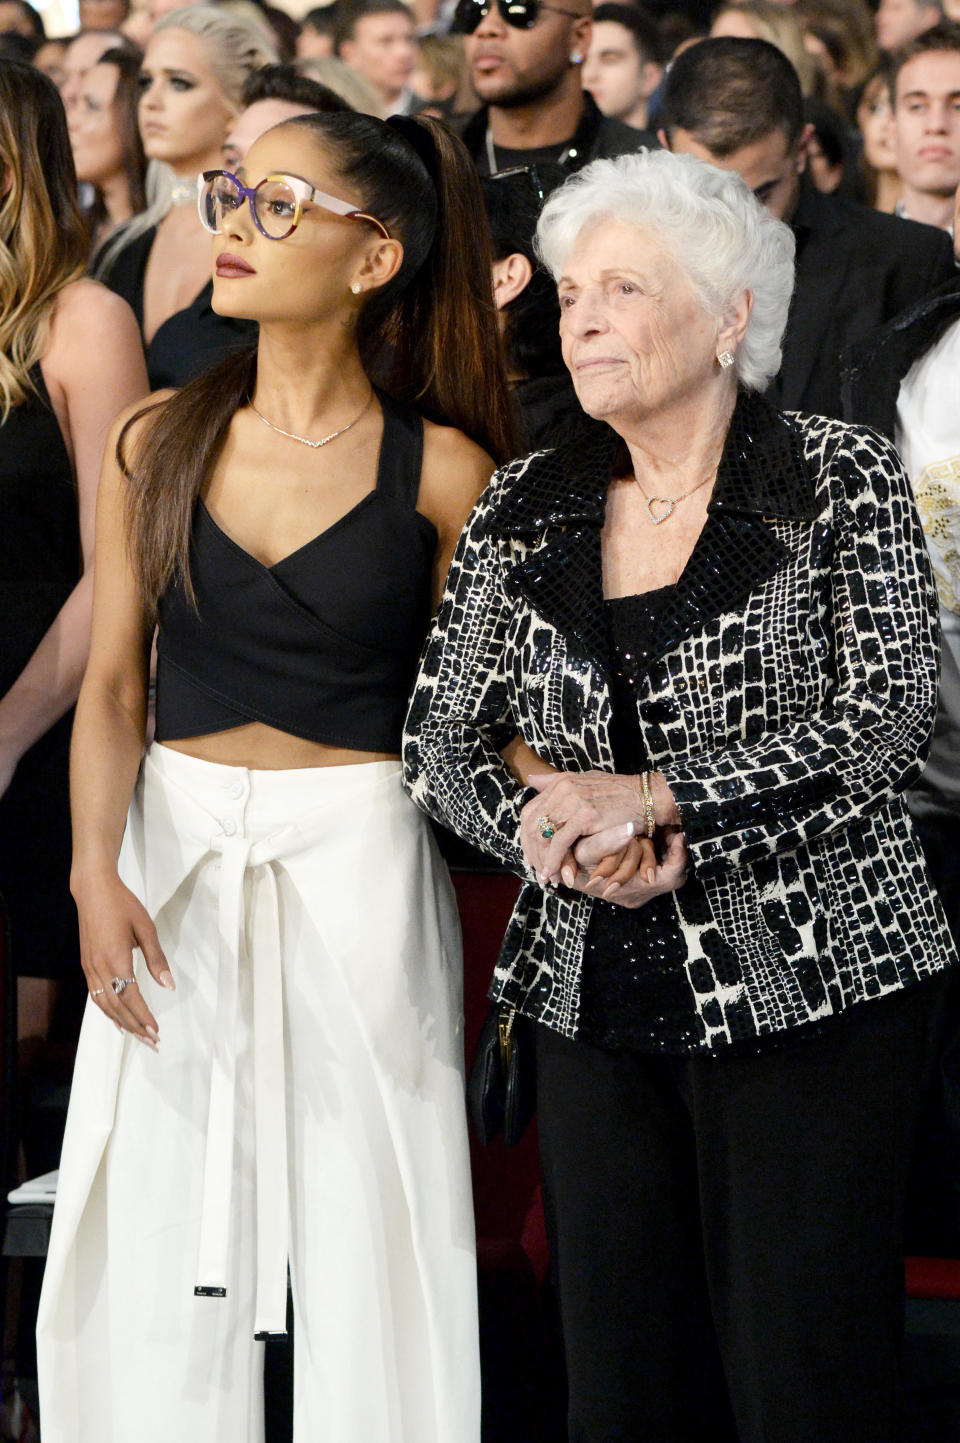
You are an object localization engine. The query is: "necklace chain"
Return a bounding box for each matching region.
[248,390,374,449]
[484,125,575,174]
[632,469,716,525]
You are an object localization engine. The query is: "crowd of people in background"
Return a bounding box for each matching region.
[2,0,960,1433]
[0,0,954,250]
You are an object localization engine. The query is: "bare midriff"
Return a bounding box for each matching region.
[158,721,399,771]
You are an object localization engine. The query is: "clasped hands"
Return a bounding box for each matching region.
[519,769,689,910]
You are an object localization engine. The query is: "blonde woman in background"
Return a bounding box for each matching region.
[0,60,146,1067]
[297,53,387,113]
[711,0,821,93]
[99,5,276,385]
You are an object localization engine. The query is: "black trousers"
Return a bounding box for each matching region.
[536,975,950,1443]
[906,812,960,1255]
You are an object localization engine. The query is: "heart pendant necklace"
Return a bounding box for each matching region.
[633,469,716,525]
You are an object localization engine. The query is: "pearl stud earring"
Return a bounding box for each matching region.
[351,282,363,295]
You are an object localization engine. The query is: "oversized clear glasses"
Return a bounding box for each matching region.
[196,169,391,242]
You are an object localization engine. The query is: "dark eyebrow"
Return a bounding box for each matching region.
[236,167,318,189]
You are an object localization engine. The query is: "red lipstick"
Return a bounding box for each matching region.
[216,253,256,278]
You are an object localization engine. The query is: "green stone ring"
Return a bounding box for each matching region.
[537,815,557,840]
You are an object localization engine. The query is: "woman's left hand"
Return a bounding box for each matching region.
[521,769,680,885]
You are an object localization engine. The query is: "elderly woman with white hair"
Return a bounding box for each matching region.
[404,148,957,1442]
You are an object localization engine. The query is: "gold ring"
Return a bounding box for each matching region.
[537,815,557,840]
[90,987,106,998]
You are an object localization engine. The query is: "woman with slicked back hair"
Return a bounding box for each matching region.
[98,5,276,385]
[38,107,517,1441]
[0,60,146,1079]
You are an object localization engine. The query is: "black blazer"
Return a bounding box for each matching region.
[769,182,956,419]
[840,274,960,438]
[403,392,957,1049]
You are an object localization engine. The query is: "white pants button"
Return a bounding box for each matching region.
[222,820,237,836]
[228,782,244,799]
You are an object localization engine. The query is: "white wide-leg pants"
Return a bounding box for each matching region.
[37,745,480,1443]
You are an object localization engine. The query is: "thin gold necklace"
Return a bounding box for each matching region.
[632,469,716,525]
[248,389,374,450]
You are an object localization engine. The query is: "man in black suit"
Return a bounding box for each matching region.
[659,37,956,417]
[452,0,656,176]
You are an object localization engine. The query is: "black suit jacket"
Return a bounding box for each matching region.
[769,181,956,418]
[840,273,960,437]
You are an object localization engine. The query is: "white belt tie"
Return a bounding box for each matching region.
[193,828,295,1338]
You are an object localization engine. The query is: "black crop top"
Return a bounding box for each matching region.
[154,390,437,753]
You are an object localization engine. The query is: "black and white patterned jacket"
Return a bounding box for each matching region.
[403,391,958,1048]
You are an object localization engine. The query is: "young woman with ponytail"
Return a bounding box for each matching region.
[38,110,517,1442]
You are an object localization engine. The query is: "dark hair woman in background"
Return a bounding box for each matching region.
[481,163,576,452]
[68,47,148,262]
[0,61,146,1077]
[37,111,516,1442]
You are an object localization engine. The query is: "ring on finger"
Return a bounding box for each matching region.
[90,987,106,998]
[537,814,558,840]
[111,975,135,997]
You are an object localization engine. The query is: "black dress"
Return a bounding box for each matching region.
[0,366,80,979]
[100,227,257,389]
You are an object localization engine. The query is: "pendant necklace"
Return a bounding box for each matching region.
[632,469,716,525]
[248,389,374,449]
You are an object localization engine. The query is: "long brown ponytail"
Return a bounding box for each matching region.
[375,114,520,466]
[121,112,520,614]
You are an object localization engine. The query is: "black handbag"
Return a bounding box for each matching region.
[467,1002,537,1146]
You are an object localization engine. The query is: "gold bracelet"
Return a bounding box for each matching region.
[638,770,656,839]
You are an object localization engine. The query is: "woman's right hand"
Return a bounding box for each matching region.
[73,870,174,1048]
[573,827,689,909]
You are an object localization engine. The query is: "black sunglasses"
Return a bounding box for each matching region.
[453,0,581,32]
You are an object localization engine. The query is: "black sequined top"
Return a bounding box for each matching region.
[578,588,701,1052]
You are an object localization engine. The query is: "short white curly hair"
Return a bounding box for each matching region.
[535,148,796,392]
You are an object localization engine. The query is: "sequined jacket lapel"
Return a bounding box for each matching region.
[489,390,818,681]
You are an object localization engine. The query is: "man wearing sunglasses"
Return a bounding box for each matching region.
[452,0,656,176]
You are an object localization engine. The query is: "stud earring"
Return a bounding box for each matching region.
[351,282,363,295]
[571,51,582,62]
[718,350,735,369]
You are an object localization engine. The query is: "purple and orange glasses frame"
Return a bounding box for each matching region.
[197,168,392,243]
